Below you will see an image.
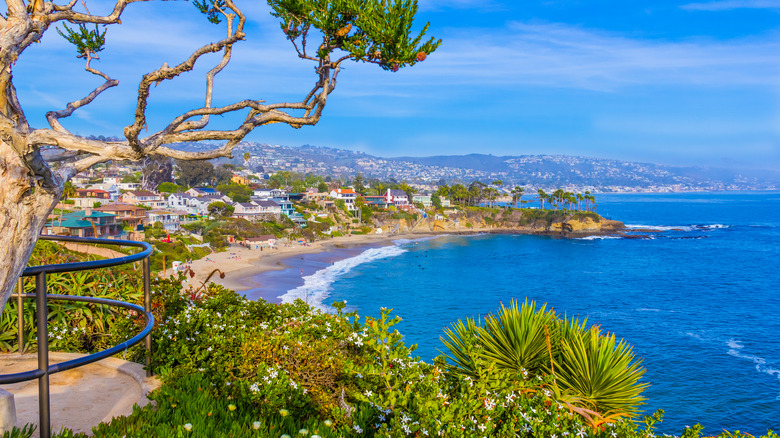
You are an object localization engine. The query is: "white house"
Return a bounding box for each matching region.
[329,188,358,211]
[385,189,409,207]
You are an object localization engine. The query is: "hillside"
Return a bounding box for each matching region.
[174,141,780,192]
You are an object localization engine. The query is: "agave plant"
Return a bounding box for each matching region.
[554,316,648,418]
[440,317,482,378]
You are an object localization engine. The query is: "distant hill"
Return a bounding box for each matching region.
[175,142,780,192]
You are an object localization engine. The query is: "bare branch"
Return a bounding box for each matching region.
[48,0,150,25]
[123,3,246,151]
[46,52,118,133]
[52,0,79,12]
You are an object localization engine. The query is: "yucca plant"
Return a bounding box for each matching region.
[478,299,559,375]
[440,299,559,378]
[439,317,482,378]
[554,316,648,418]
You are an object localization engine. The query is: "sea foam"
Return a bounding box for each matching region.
[279,245,407,309]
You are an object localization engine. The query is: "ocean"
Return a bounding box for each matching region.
[247,191,780,434]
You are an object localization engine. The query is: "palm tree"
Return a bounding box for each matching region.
[576,193,584,211]
[511,186,524,208]
[537,189,547,210]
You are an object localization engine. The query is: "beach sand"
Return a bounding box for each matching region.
[165,232,437,301]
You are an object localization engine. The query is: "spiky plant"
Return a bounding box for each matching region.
[554,316,648,418]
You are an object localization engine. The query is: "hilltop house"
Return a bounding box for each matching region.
[120,190,166,208]
[148,209,188,232]
[96,203,148,230]
[44,209,121,237]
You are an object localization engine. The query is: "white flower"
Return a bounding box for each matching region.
[353,425,363,434]
[364,390,373,397]
[253,421,261,430]
[183,423,193,431]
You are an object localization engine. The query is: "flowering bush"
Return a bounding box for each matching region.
[4,272,778,437]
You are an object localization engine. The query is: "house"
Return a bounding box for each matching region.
[363,195,387,209]
[412,194,432,208]
[244,235,277,249]
[76,188,111,199]
[86,183,121,201]
[231,174,251,186]
[96,203,148,230]
[253,188,286,199]
[186,187,218,197]
[168,192,229,215]
[233,202,264,220]
[69,188,113,208]
[329,188,358,211]
[148,209,187,232]
[440,196,451,208]
[44,209,121,237]
[120,190,166,208]
[385,189,409,207]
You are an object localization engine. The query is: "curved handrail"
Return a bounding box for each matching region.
[23,235,152,276]
[0,295,154,384]
[1,235,155,438]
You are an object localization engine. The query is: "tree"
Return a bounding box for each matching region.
[317,182,329,193]
[175,160,215,188]
[140,155,174,191]
[511,186,524,208]
[0,0,440,309]
[157,182,187,194]
[538,189,548,210]
[207,201,235,219]
[353,173,366,194]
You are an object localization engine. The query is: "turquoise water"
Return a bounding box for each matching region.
[254,192,780,434]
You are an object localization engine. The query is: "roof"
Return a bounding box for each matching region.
[246,235,276,242]
[56,219,93,229]
[336,188,356,194]
[253,200,280,207]
[126,190,158,197]
[388,189,407,197]
[96,203,144,212]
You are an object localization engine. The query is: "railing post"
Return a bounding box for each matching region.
[143,258,152,377]
[17,279,23,354]
[35,272,51,438]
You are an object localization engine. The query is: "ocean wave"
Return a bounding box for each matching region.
[625,224,695,232]
[392,235,447,246]
[697,224,730,230]
[279,245,407,309]
[576,235,621,240]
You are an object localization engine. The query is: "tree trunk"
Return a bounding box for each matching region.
[0,140,60,311]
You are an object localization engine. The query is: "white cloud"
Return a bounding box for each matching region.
[681,0,780,11]
[392,22,780,91]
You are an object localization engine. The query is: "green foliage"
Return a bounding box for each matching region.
[193,0,228,24]
[441,299,648,424]
[157,182,187,193]
[216,183,253,203]
[269,0,441,71]
[57,23,106,58]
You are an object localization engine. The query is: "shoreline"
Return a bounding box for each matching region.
[172,225,630,303]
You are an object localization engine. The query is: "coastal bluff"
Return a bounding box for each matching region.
[373,208,626,237]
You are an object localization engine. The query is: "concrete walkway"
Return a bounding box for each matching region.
[0,352,160,437]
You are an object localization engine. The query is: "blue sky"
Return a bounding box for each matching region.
[13,0,780,171]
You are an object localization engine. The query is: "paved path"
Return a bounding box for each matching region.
[0,353,159,437]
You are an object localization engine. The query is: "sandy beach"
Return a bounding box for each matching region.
[166,231,439,300]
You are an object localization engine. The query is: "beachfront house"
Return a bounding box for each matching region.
[244,235,277,249]
[329,188,358,211]
[385,189,409,207]
[412,194,433,208]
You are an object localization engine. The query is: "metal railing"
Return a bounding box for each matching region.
[0,236,154,438]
